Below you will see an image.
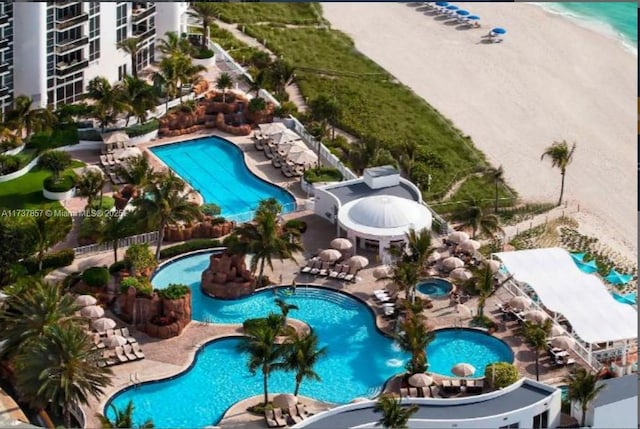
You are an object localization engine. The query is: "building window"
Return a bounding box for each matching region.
[532,411,549,429]
[118,65,127,81]
[499,424,519,429]
[89,17,99,38]
[89,2,100,15]
[117,27,127,43]
[89,39,100,62]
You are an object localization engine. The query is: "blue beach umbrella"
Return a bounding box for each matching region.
[570,252,586,263]
[446,5,459,11]
[467,15,480,21]
[456,10,470,16]
[604,269,633,285]
[435,2,449,6]
[492,27,507,35]
[575,259,598,274]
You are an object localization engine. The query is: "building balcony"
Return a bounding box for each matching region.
[56,12,88,30]
[132,27,155,41]
[50,1,81,8]
[132,5,156,23]
[55,36,88,54]
[55,58,88,77]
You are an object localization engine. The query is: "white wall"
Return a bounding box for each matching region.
[155,2,188,44]
[313,186,340,224]
[84,2,127,85]
[13,3,47,107]
[592,397,638,428]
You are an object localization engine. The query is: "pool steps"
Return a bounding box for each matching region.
[277,288,360,310]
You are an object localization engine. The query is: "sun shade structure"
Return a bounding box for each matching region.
[493,248,637,344]
[92,317,116,332]
[448,231,470,244]
[104,335,128,348]
[459,239,480,254]
[74,294,97,307]
[268,129,302,146]
[101,131,129,145]
[80,305,104,319]
[258,122,288,136]
[509,296,531,311]
[483,260,501,273]
[373,265,393,279]
[450,268,472,282]
[318,249,342,262]
[442,256,464,271]
[408,373,433,387]
[604,269,633,285]
[452,363,476,377]
[330,238,352,251]
[575,258,598,274]
[272,394,297,409]
[345,255,369,269]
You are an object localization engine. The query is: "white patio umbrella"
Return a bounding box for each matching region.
[455,303,472,317]
[92,317,116,332]
[80,305,105,319]
[258,122,288,136]
[525,310,549,323]
[115,146,142,160]
[330,238,353,251]
[288,149,318,167]
[373,265,393,279]
[448,231,470,244]
[269,129,301,146]
[277,139,307,156]
[509,296,531,311]
[101,131,129,145]
[442,256,464,271]
[80,165,104,178]
[318,249,342,262]
[450,268,473,282]
[483,260,502,273]
[408,373,434,387]
[451,363,476,377]
[551,336,575,350]
[345,255,369,269]
[74,294,97,307]
[550,324,565,338]
[272,393,297,409]
[427,251,441,263]
[459,239,480,254]
[103,335,128,348]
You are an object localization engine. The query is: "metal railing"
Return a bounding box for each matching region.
[73,231,159,257]
[223,201,305,223]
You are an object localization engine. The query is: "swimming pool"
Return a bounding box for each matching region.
[416,278,453,298]
[106,253,513,427]
[150,137,295,221]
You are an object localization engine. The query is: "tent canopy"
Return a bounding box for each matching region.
[493,247,637,344]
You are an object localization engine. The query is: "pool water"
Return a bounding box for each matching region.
[107,253,513,428]
[150,137,295,221]
[416,278,453,297]
[559,385,569,401]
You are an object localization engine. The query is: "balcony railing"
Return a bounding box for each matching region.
[132,27,155,41]
[55,36,89,54]
[132,5,155,22]
[56,12,88,30]
[51,1,81,8]
[55,58,88,76]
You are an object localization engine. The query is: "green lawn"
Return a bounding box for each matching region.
[203,3,324,25]
[0,160,85,209]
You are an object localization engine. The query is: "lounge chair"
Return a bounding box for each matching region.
[300,259,316,274]
[264,146,275,159]
[102,350,118,367]
[120,327,137,343]
[281,165,294,178]
[318,262,331,277]
[92,334,106,349]
[114,346,129,363]
[271,155,283,168]
[328,264,346,279]
[123,344,138,361]
[408,387,419,397]
[106,154,116,166]
[309,260,322,275]
[467,379,483,394]
[99,155,108,166]
[254,139,265,151]
[296,404,309,419]
[287,407,304,425]
[272,408,286,427]
[400,388,410,397]
[264,410,279,428]
[342,266,359,282]
[131,343,145,359]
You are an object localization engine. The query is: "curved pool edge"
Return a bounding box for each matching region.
[416,277,457,299]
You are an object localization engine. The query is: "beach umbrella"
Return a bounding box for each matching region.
[92,317,116,332]
[525,310,549,323]
[258,122,288,136]
[492,27,507,35]
[459,239,480,254]
[456,10,470,16]
[551,336,575,350]
[287,149,318,167]
[450,268,472,282]
[373,265,393,279]
[80,305,105,319]
[570,252,586,263]
[575,259,598,274]
[446,5,459,11]
[455,303,472,317]
[604,269,633,285]
[435,1,449,6]
[408,373,434,387]
[74,294,97,307]
[451,363,476,377]
[448,231,469,244]
[483,260,501,273]
[277,140,307,156]
[273,394,297,409]
[427,251,441,264]
[269,129,301,146]
[467,15,480,21]
[318,249,342,262]
[345,255,369,269]
[442,256,464,271]
[509,296,531,311]
[80,165,104,178]
[330,238,353,251]
[103,335,128,348]
[115,146,142,160]
[101,131,129,145]
[550,324,565,338]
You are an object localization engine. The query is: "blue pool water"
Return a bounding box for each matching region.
[416,278,453,298]
[150,137,295,221]
[559,385,569,401]
[107,253,513,428]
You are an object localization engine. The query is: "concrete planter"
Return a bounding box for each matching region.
[192,54,216,68]
[3,144,25,156]
[128,129,158,145]
[43,187,75,201]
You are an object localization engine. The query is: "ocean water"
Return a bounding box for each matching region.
[539,3,637,51]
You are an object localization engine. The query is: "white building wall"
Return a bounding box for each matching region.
[13,2,47,107]
[83,2,127,85]
[592,397,638,428]
[313,186,341,225]
[155,2,188,43]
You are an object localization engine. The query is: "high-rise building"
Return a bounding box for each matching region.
[9,1,189,110]
[0,1,14,114]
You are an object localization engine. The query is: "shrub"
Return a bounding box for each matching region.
[201,203,221,217]
[109,260,129,274]
[22,248,75,274]
[157,283,190,300]
[159,239,221,260]
[303,167,342,184]
[0,154,22,175]
[119,276,153,296]
[192,47,214,59]
[125,119,159,137]
[274,101,298,117]
[284,219,307,234]
[81,266,110,288]
[28,124,79,152]
[248,97,267,113]
[125,244,157,276]
[88,196,116,211]
[78,128,103,141]
[485,362,520,389]
[38,150,72,179]
[43,175,75,192]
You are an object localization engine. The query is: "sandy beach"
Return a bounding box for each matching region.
[321,2,637,261]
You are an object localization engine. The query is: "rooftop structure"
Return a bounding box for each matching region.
[571,375,638,429]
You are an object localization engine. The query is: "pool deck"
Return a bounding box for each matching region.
[80,213,587,429]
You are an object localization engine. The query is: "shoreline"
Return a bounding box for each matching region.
[321,2,637,264]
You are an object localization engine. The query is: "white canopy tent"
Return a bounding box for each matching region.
[493,247,637,366]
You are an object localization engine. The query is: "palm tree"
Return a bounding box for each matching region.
[540,140,577,206]
[98,212,138,264]
[279,332,327,396]
[191,3,219,47]
[452,198,503,239]
[14,324,113,428]
[486,165,504,213]
[122,76,158,126]
[468,266,494,318]
[133,171,202,260]
[309,95,341,143]
[348,138,396,175]
[227,200,303,287]
[5,95,57,138]
[28,208,71,271]
[86,77,129,132]
[402,227,435,271]
[115,154,154,187]
[518,319,552,381]
[269,59,295,98]
[237,321,286,406]
[117,37,141,78]
[37,149,71,181]
[379,260,419,305]
[396,310,434,374]
[275,297,298,323]
[215,73,234,103]
[567,368,605,427]
[373,394,418,429]
[247,70,270,97]
[174,55,206,103]
[77,169,105,209]
[97,401,154,429]
[157,31,192,58]
[153,58,179,111]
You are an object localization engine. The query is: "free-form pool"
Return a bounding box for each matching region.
[150,137,295,221]
[106,253,514,428]
[416,278,453,298]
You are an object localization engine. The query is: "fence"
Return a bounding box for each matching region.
[223,201,306,223]
[210,40,254,84]
[73,231,159,258]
